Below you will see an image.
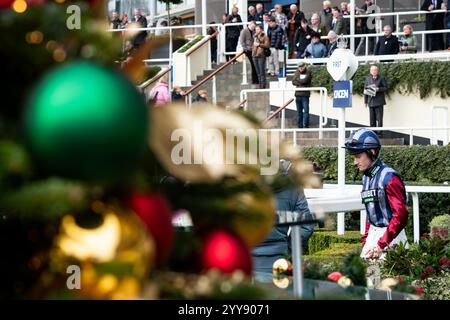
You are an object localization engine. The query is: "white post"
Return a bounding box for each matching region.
[412,192,420,243]
[350,0,355,52]
[212,75,217,105]
[337,107,346,235]
[149,0,157,27]
[241,58,248,85]
[319,90,323,140]
[291,224,303,298]
[201,0,207,36]
[169,28,173,61]
[409,129,414,146]
[360,210,367,235]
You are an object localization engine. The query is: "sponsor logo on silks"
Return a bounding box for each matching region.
[361,189,379,204]
[368,163,381,178]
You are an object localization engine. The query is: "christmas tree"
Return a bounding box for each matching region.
[0,0,319,299]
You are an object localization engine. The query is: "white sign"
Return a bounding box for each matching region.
[326,48,358,81]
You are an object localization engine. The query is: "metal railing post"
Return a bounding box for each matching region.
[169,27,173,61]
[242,57,248,85]
[396,14,400,33]
[293,130,297,146]
[212,75,217,105]
[319,89,323,140]
[410,129,414,146]
[412,192,420,243]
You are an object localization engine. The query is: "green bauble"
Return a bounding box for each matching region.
[23,61,149,181]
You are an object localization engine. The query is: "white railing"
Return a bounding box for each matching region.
[343,9,450,33]
[268,126,450,146]
[240,87,328,139]
[306,184,450,244]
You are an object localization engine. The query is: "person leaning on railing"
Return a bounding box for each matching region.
[399,24,418,54]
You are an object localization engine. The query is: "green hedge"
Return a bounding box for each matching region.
[307,61,450,99]
[176,35,204,53]
[308,230,361,255]
[302,145,450,184]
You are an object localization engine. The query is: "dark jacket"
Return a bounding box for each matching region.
[331,15,347,35]
[421,0,445,30]
[255,10,266,23]
[240,27,254,52]
[319,8,333,35]
[364,76,388,106]
[252,161,314,273]
[268,25,284,49]
[131,15,148,47]
[375,35,399,55]
[294,26,313,53]
[226,14,243,39]
[287,10,305,35]
[292,68,312,97]
[327,41,338,57]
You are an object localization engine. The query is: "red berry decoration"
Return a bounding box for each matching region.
[129,192,174,266]
[327,271,344,283]
[201,229,252,276]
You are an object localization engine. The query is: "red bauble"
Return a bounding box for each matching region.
[129,192,174,266]
[327,271,344,283]
[0,0,14,9]
[201,229,252,276]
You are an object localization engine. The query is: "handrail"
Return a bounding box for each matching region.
[343,9,449,19]
[186,31,219,57]
[263,98,294,124]
[182,51,245,97]
[137,67,170,91]
[237,99,247,108]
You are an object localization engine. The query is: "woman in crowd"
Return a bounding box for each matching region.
[399,24,418,54]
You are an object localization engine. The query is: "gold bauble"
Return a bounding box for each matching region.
[46,205,155,299]
[272,258,292,275]
[227,191,276,247]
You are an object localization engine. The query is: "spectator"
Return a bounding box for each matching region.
[340,2,350,15]
[225,6,243,62]
[356,0,376,55]
[340,2,351,34]
[252,24,270,89]
[120,40,136,68]
[267,17,284,76]
[364,65,388,133]
[240,20,259,86]
[255,3,266,22]
[399,24,418,54]
[131,8,148,48]
[273,4,288,31]
[171,86,185,101]
[421,0,445,52]
[287,4,306,58]
[310,13,325,40]
[120,13,129,29]
[319,1,333,37]
[327,30,338,56]
[248,6,257,22]
[374,25,399,59]
[252,159,314,274]
[262,13,270,35]
[331,7,347,35]
[194,90,208,103]
[148,75,170,107]
[110,11,121,29]
[294,18,313,58]
[207,22,218,64]
[304,32,328,58]
[292,62,312,128]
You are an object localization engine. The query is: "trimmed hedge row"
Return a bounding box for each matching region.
[302,145,450,184]
[308,229,361,255]
[307,61,450,99]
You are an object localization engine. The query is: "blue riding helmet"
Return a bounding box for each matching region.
[343,128,381,155]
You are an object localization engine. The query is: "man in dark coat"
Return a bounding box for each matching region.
[374,25,399,61]
[225,6,243,62]
[252,160,314,274]
[421,0,445,51]
[364,65,388,133]
[287,4,306,58]
[131,8,148,48]
[292,62,312,128]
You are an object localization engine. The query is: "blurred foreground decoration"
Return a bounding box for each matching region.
[0,0,322,300]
